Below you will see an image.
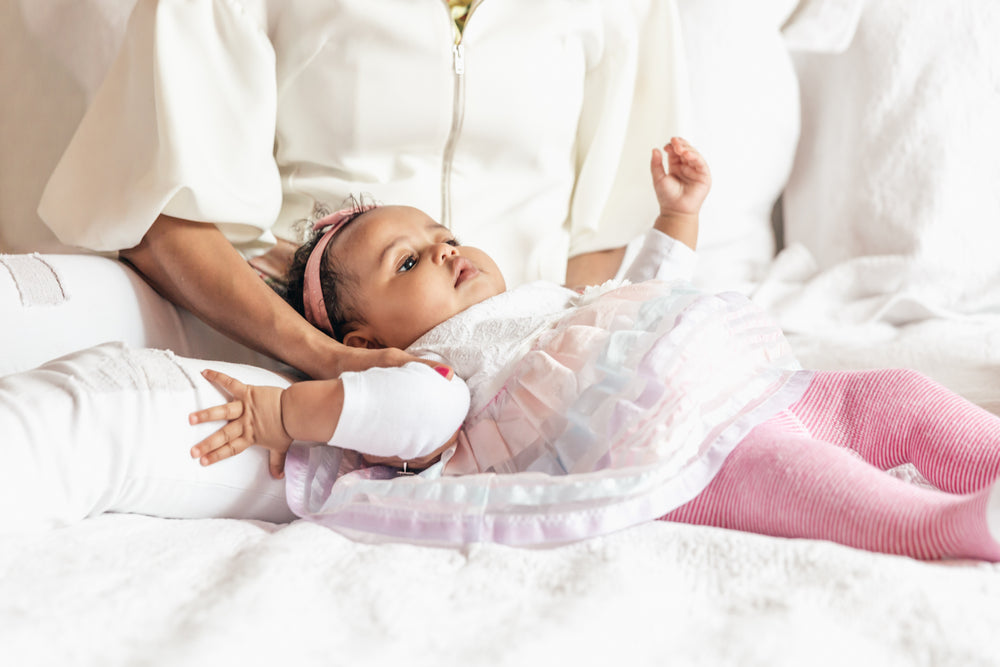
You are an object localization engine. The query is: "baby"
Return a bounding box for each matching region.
[189,138,1000,561]
[189,137,711,475]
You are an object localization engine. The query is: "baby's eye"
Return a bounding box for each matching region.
[446,238,459,247]
[397,255,417,273]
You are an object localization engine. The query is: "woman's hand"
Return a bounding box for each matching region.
[332,345,454,379]
[189,369,292,479]
[121,215,454,382]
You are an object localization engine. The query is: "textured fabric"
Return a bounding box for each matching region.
[790,369,1000,494]
[0,253,66,306]
[663,369,1000,560]
[37,0,688,288]
[443,281,805,476]
[408,281,577,415]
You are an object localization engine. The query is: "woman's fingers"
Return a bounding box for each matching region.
[339,346,455,381]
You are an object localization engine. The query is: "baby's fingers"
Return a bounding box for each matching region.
[197,436,251,466]
[269,449,286,480]
[191,420,248,464]
[670,138,706,167]
[650,146,668,180]
[189,400,244,426]
[201,368,247,398]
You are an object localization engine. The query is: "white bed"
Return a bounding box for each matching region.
[3,1,1000,665]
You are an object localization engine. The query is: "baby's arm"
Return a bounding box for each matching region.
[650,137,712,251]
[621,139,711,284]
[189,362,467,478]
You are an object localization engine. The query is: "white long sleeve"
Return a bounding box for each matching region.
[622,229,698,284]
[38,0,281,253]
[329,362,470,460]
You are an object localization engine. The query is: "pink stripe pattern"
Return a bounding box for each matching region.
[662,369,1000,561]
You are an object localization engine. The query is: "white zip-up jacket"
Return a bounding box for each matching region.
[39,0,689,287]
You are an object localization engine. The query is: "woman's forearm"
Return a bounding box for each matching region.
[564,246,626,288]
[120,214,344,378]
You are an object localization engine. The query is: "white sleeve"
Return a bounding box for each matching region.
[568,0,689,258]
[37,0,281,253]
[622,228,697,283]
[329,362,471,460]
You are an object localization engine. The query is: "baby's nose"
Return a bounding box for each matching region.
[434,243,459,262]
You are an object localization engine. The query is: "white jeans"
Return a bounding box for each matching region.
[0,253,285,376]
[1,253,299,529]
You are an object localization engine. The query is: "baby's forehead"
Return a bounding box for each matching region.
[348,208,444,239]
[333,206,446,258]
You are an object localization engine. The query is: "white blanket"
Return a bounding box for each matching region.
[3,509,998,666]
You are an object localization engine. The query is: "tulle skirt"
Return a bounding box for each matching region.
[286,281,812,546]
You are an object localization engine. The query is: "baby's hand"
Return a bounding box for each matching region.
[651,137,712,218]
[188,369,292,479]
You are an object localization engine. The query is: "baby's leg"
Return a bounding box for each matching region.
[661,416,1000,561]
[788,369,1000,494]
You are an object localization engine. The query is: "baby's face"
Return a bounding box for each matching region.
[334,206,506,350]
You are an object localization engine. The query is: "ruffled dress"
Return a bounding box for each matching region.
[285,274,812,546]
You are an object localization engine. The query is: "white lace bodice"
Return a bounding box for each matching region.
[407,281,576,414]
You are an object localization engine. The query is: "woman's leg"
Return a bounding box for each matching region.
[788,369,1000,494]
[662,416,1000,561]
[0,343,295,533]
[0,253,282,376]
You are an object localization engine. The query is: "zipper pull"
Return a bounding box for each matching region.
[453,43,465,75]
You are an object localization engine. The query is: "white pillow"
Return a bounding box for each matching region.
[674,0,801,292]
[780,0,1000,315]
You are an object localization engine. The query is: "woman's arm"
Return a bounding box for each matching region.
[120,214,434,379]
[564,246,626,288]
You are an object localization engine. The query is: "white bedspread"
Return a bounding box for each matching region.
[3,510,998,666]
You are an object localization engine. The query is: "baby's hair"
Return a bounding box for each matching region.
[281,194,375,341]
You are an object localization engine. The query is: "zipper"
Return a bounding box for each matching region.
[439,1,479,229]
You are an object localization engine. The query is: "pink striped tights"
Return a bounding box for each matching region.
[662,369,1000,561]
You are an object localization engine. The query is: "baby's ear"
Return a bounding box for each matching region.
[342,329,382,349]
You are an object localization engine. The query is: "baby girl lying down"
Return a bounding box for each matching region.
[3,139,999,556]
[185,138,1000,559]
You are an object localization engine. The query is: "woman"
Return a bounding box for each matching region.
[37,0,688,379]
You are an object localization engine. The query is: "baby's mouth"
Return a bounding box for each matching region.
[453,257,479,287]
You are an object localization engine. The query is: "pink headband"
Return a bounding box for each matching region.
[302,206,376,336]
